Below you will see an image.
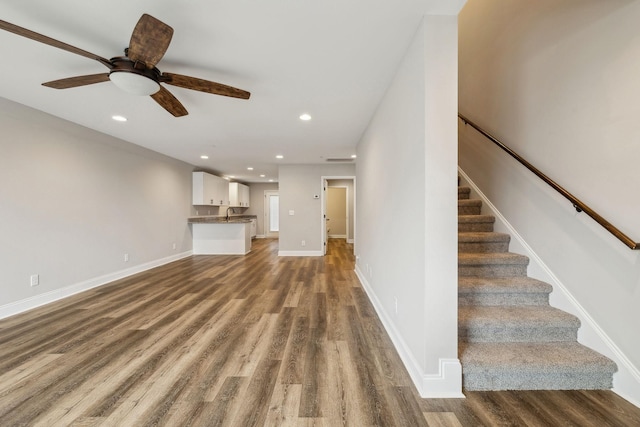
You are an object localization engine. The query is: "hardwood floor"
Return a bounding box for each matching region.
[1,238,639,426]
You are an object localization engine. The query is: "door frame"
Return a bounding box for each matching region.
[320,176,356,255]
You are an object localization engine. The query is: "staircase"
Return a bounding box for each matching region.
[457,183,618,390]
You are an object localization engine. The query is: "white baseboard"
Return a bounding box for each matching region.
[328,234,347,239]
[459,167,640,407]
[278,250,323,257]
[354,266,464,398]
[347,238,354,244]
[0,251,193,320]
[255,234,266,239]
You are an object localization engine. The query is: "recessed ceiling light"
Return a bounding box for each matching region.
[228,175,235,178]
[200,155,209,159]
[268,179,274,182]
[112,115,127,122]
[299,113,312,121]
[223,176,230,180]
[247,167,254,171]
[351,154,357,158]
[275,155,284,159]
[260,174,266,178]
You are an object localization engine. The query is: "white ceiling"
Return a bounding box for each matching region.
[0,0,460,182]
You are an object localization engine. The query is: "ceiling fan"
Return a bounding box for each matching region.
[0,14,250,117]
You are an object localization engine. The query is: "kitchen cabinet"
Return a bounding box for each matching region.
[192,172,230,206]
[229,182,251,207]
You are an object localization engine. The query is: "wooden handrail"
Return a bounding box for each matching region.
[459,113,639,250]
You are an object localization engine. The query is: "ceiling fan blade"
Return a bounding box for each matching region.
[161,73,250,99]
[42,73,110,89]
[151,86,188,117]
[0,19,113,69]
[128,14,173,68]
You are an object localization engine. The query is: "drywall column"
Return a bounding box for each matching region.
[355,15,461,398]
[422,14,461,396]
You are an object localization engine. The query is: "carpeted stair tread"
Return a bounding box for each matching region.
[460,342,617,390]
[459,277,552,306]
[459,232,511,253]
[459,214,495,223]
[459,199,482,207]
[458,186,471,200]
[458,232,510,243]
[459,252,529,265]
[459,305,580,342]
[459,253,529,277]
[458,215,495,232]
[458,199,483,215]
[459,276,552,294]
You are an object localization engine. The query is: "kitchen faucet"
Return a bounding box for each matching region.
[226,207,234,221]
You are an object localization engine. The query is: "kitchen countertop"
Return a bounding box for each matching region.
[188,215,257,224]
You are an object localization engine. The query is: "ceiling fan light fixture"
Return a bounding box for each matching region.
[109,71,160,96]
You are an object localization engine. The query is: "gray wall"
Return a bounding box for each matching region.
[459,0,640,401]
[0,97,194,315]
[278,164,355,254]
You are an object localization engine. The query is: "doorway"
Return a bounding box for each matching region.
[326,187,347,239]
[321,176,355,255]
[264,190,279,238]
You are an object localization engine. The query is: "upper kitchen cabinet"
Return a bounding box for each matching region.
[193,172,230,206]
[229,182,251,208]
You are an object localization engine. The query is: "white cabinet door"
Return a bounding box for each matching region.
[229,182,240,207]
[215,176,229,206]
[193,172,228,206]
[229,183,250,207]
[239,184,250,207]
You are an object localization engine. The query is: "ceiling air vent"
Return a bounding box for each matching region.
[325,158,354,162]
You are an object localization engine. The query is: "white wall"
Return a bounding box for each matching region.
[459,0,640,404]
[0,97,194,317]
[278,164,355,255]
[246,182,279,237]
[356,16,461,398]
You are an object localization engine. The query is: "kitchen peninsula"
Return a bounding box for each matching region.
[188,215,257,255]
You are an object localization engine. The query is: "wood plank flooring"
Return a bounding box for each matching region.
[1,238,639,426]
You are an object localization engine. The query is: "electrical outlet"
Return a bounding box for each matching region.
[172,242,177,250]
[124,253,129,262]
[30,274,39,287]
[301,240,306,247]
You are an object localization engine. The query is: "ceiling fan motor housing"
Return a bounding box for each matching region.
[108,57,161,95]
